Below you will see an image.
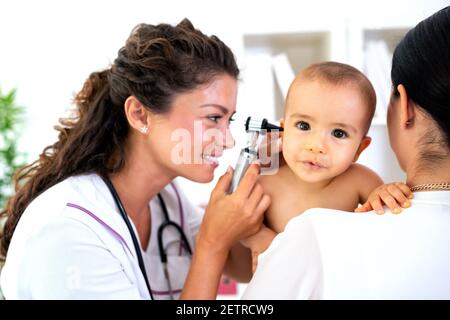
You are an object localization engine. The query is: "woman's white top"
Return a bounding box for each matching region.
[243,191,450,299]
[0,174,203,299]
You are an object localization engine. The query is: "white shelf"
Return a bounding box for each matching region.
[241,31,332,121]
[362,27,410,125]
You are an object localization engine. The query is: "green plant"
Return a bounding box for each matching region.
[0,87,26,208]
[0,87,26,299]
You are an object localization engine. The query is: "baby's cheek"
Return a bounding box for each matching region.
[282,135,295,151]
[330,151,355,174]
[282,140,297,161]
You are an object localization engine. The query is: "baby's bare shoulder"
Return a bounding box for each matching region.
[258,171,282,191]
[349,163,380,177]
[334,163,381,185]
[258,166,292,193]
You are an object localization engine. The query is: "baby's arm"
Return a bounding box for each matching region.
[241,225,277,274]
[355,182,413,214]
[352,165,412,213]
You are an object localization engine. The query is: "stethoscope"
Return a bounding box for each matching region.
[102,177,192,300]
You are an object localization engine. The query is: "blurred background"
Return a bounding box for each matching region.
[1,0,449,298]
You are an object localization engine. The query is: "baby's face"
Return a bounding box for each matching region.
[283,79,370,183]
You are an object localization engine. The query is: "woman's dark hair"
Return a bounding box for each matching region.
[391,6,450,153]
[0,18,239,256]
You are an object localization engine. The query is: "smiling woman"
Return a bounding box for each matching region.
[150,75,238,183]
[0,18,270,300]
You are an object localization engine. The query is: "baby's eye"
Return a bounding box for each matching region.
[332,129,348,139]
[296,121,310,131]
[228,114,236,124]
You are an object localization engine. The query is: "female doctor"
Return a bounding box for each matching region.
[0,18,270,299]
[243,6,450,299]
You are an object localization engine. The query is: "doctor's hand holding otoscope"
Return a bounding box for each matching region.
[184,118,279,298]
[229,117,284,193]
[187,117,283,298]
[196,117,283,248]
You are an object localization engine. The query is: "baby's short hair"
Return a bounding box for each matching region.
[294,61,376,134]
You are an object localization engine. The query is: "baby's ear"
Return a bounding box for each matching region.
[277,118,284,148]
[353,136,372,162]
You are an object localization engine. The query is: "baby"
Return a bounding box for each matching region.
[243,62,412,271]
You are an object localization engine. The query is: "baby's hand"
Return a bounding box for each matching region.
[355,182,413,214]
[241,225,277,273]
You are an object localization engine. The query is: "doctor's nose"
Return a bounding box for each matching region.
[222,128,235,150]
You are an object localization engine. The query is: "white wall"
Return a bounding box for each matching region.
[1,0,448,207]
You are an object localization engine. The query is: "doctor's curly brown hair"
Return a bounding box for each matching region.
[0,18,239,257]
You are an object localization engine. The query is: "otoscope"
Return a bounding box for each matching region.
[229,117,283,193]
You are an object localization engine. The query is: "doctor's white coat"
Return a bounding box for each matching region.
[0,174,203,299]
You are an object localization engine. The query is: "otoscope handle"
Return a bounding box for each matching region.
[229,148,258,193]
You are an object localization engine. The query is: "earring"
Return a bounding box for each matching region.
[139,126,149,134]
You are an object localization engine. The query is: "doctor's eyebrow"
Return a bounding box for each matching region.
[199,104,231,115]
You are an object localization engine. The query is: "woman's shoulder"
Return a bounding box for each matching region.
[27,173,100,210]
[6,175,107,261]
[283,208,379,241]
[10,173,132,258]
[18,174,105,235]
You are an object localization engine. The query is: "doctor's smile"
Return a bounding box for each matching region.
[201,153,221,168]
[0,18,273,300]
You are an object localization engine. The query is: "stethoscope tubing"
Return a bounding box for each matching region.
[103,176,192,300]
[102,176,154,299]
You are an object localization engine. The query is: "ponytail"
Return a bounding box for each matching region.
[1,17,239,257]
[1,69,129,257]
